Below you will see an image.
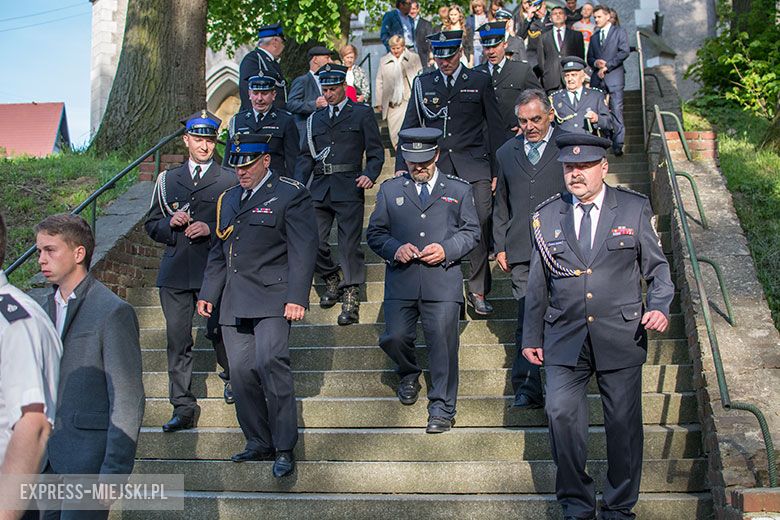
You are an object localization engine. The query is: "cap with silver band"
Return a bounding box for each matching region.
[399,128,442,163]
[427,30,463,59]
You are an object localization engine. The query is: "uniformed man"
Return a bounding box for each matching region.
[366,128,480,433]
[522,133,674,519]
[145,111,238,432]
[475,21,542,143]
[295,63,384,326]
[550,56,612,136]
[198,133,318,478]
[238,23,287,111]
[395,30,504,315]
[0,212,61,511]
[225,75,300,178]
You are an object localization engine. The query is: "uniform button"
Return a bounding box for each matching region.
[587,315,595,323]
[421,213,426,219]
[236,236,240,240]
[586,292,593,299]
[619,241,625,246]
[634,311,639,316]
[237,220,241,224]
[530,179,535,184]
[448,133,452,137]
[586,268,593,275]
[234,253,238,257]
[233,269,238,273]
[191,197,195,201]
[530,195,535,199]
[574,124,579,128]
[189,241,193,245]
[420,232,425,237]
[449,148,453,152]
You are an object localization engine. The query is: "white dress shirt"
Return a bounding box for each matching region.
[439,64,463,86]
[243,170,273,201]
[554,27,567,51]
[569,87,583,105]
[414,169,440,195]
[523,125,554,158]
[329,97,349,118]
[488,57,507,77]
[54,288,76,336]
[599,23,611,43]
[188,159,212,179]
[573,184,607,248]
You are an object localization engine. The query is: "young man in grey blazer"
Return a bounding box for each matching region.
[36,214,144,520]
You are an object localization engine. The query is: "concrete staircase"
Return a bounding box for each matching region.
[119,91,712,518]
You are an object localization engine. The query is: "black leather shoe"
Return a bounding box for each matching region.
[223,381,235,405]
[231,448,274,463]
[397,378,421,405]
[337,286,360,325]
[613,147,624,157]
[426,416,454,434]
[162,413,196,432]
[320,272,342,308]
[467,293,493,316]
[272,451,295,478]
[510,394,544,410]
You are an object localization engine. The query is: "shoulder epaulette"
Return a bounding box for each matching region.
[223,184,241,194]
[383,173,408,184]
[279,176,304,189]
[446,174,470,185]
[588,86,605,94]
[534,192,562,211]
[551,89,564,96]
[277,108,293,116]
[0,294,30,323]
[615,185,648,199]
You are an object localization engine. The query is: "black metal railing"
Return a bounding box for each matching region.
[357,52,373,105]
[653,104,777,487]
[4,128,186,277]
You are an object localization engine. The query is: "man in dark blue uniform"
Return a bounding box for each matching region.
[225,75,300,178]
[145,111,238,432]
[295,63,384,326]
[550,56,611,136]
[238,23,287,111]
[367,128,480,434]
[475,21,542,143]
[396,30,503,315]
[198,133,317,478]
[522,133,674,519]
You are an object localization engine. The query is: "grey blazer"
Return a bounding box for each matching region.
[286,72,322,135]
[46,275,144,476]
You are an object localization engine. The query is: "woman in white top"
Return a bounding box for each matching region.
[374,35,423,148]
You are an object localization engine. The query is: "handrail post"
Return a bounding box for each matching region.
[659,111,692,161]
[674,171,708,228]
[636,31,648,146]
[154,149,162,180]
[697,257,736,326]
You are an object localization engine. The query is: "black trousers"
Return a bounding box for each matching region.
[544,336,643,519]
[465,179,493,295]
[313,190,366,287]
[222,317,298,452]
[379,299,461,419]
[40,464,108,520]
[508,262,543,402]
[607,87,625,149]
[159,287,229,418]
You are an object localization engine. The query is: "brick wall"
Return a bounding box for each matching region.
[138,154,186,182]
[665,131,719,163]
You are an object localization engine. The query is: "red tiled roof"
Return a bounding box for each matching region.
[0,102,70,158]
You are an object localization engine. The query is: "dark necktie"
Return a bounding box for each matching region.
[419,183,430,205]
[578,203,594,255]
[446,75,454,91]
[600,30,606,44]
[527,141,543,165]
[572,91,579,107]
[492,65,500,82]
[331,105,339,121]
[557,29,563,50]
[192,165,201,186]
[239,189,252,209]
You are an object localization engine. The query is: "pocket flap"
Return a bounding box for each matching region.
[73,412,109,430]
[543,306,564,323]
[260,267,288,286]
[249,213,276,227]
[621,302,643,320]
[606,235,636,250]
[547,241,568,256]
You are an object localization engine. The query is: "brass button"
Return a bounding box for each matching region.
[587,315,595,322]
[421,213,426,219]
[586,292,593,299]
[619,241,625,246]
[420,232,426,237]
[233,269,237,273]
[586,268,592,275]
[237,220,241,224]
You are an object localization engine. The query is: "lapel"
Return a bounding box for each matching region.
[174,164,195,192]
[244,110,262,132]
[422,173,446,212]
[58,274,94,340]
[559,194,588,266]
[192,161,219,193]
[534,136,558,173]
[512,138,534,177]
[330,100,352,127]
[309,73,322,98]
[561,90,576,111]
[402,178,423,211]
[236,173,279,217]
[493,61,512,87]
[589,185,617,262]
[429,72,449,100]
[448,67,469,100]
[226,185,241,219]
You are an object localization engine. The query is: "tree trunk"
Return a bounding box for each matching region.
[761,100,780,151]
[731,0,752,32]
[91,0,207,154]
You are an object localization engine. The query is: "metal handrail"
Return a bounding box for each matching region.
[674,171,708,229]
[646,109,693,161]
[654,104,777,487]
[636,30,665,145]
[4,127,186,277]
[357,53,373,105]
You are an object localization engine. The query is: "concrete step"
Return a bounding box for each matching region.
[141,393,698,428]
[139,318,686,350]
[136,424,702,461]
[131,458,707,494]
[109,491,712,520]
[140,339,690,372]
[141,364,694,399]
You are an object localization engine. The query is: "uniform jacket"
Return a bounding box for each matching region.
[366,172,480,303]
[225,107,300,179]
[287,72,323,135]
[413,17,434,62]
[294,100,384,203]
[550,87,612,135]
[493,128,566,264]
[46,275,144,476]
[395,67,504,182]
[239,47,286,111]
[145,162,237,290]
[199,174,318,323]
[587,25,630,90]
[540,27,585,91]
[516,12,552,70]
[375,50,423,117]
[522,186,674,370]
[475,59,542,142]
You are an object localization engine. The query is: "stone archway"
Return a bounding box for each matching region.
[206,61,240,132]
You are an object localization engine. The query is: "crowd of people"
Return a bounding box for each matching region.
[0,2,671,519]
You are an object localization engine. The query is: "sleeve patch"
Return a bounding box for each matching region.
[0,294,30,323]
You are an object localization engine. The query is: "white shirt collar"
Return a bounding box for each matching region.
[600,23,611,37]
[252,108,270,120]
[245,170,274,199]
[188,159,211,178]
[415,169,440,193]
[574,183,607,210]
[568,86,583,99]
[489,57,507,74]
[54,289,76,306]
[524,125,554,149]
[330,97,349,117]
[440,64,463,85]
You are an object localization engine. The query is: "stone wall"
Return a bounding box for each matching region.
[645,66,780,519]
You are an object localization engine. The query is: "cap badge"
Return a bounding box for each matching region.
[573,146,581,155]
[567,62,574,67]
[439,33,447,41]
[413,142,422,149]
[432,97,439,104]
[201,109,207,118]
[325,63,331,72]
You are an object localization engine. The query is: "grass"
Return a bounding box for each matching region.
[683,101,780,330]
[1,148,138,287]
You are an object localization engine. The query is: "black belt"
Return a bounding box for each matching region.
[314,163,362,175]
